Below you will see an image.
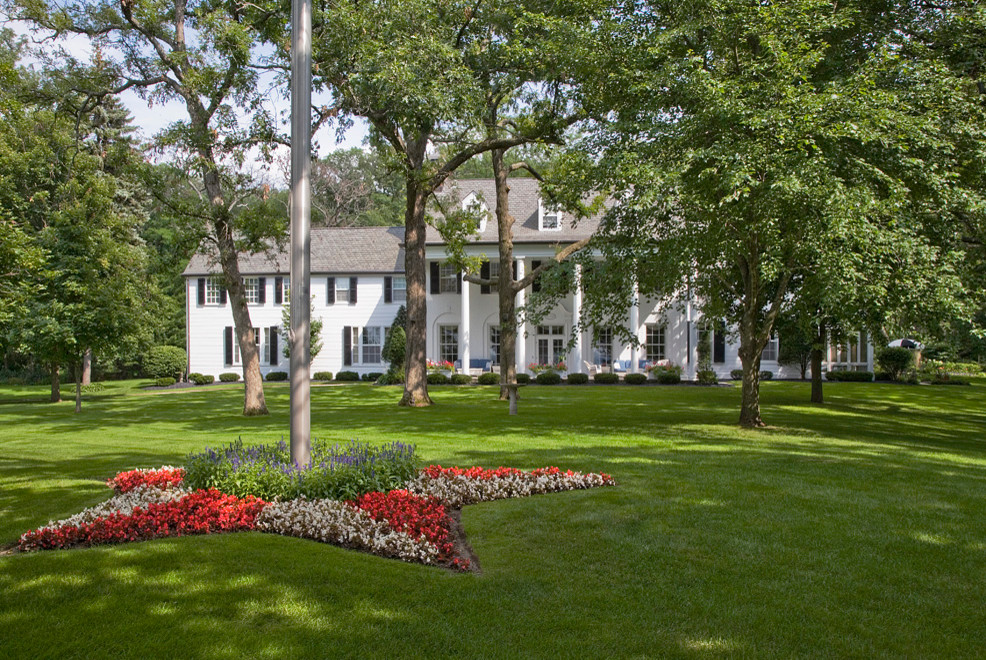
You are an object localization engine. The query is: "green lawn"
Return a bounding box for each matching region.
[1,380,985,658]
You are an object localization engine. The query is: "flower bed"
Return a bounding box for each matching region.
[18,459,615,572]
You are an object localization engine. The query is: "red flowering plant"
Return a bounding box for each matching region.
[107,467,185,493]
[426,359,455,373]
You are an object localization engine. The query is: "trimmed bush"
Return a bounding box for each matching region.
[427,373,449,385]
[625,373,648,385]
[375,372,402,385]
[826,370,874,382]
[696,370,718,385]
[335,371,360,382]
[81,382,106,393]
[450,374,473,385]
[219,372,240,382]
[759,370,774,381]
[265,371,288,382]
[730,369,744,380]
[312,371,333,382]
[567,373,589,385]
[535,372,562,385]
[477,372,500,385]
[594,372,619,384]
[931,375,971,386]
[515,374,531,384]
[877,347,914,382]
[188,373,214,385]
[362,372,384,382]
[143,346,187,380]
[154,377,176,387]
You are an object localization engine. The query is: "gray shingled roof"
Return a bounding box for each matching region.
[424,177,604,245]
[182,226,405,276]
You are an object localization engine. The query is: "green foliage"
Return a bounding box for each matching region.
[312,372,333,382]
[760,371,774,381]
[624,373,647,385]
[427,373,450,385]
[219,373,240,382]
[477,372,500,385]
[877,348,915,382]
[374,372,402,385]
[930,375,971,386]
[334,371,360,382]
[650,364,683,384]
[826,370,875,382]
[567,373,589,385]
[730,370,744,381]
[361,372,384,382]
[696,329,713,373]
[154,377,175,387]
[515,374,531,385]
[696,370,719,386]
[80,382,105,393]
[265,371,288,382]
[188,373,214,385]
[535,372,562,385]
[450,374,473,385]
[280,297,323,360]
[143,346,187,380]
[594,373,619,384]
[310,148,406,227]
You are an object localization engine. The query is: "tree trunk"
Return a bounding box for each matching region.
[400,180,433,407]
[738,351,765,427]
[50,362,60,403]
[811,322,826,404]
[492,148,519,401]
[82,348,92,385]
[74,363,82,413]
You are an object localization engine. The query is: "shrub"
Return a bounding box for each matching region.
[877,347,914,381]
[931,375,971,386]
[567,373,589,385]
[143,345,187,379]
[183,438,418,501]
[535,371,562,385]
[375,372,402,385]
[477,372,500,385]
[624,373,647,385]
[696,370,718,385]
[427,373,449,385]
[450,373,473,385]
[188,373,214,385]
[826,370,874,382]
[219,372,240,382]
[81,382,106,393]
[362,372,384,382]
[759,370,774,381]
[312,371,333,381]
[594,372,619,384]
[265,371,288,382]
[515,373,531,384]
[335,371,360,381]
[154,377,176,387]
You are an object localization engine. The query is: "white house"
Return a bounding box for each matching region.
[183,179,874,379]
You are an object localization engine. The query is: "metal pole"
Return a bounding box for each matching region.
[289,0,312,468]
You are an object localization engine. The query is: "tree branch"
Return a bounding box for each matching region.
[512,238,591,291]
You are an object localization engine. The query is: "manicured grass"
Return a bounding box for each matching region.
[2,380,986,657]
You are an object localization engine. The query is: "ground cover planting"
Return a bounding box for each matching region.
[1,380,986,656]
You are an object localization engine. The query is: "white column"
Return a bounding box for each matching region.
[515,259,526,372]
[629,280,640,373]
[571,264,583,374]
[460,278,471,373]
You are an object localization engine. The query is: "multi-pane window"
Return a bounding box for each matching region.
[281,277,290,302]
[243,277,260,304]
[263,327,273,365]
[233,327,260,365]
[761,335,779,362]
[361,327,382,364]
[595,327,614,366]
[439,264,458,293]
[440,325,459,364]
[536,325,566,365]
[205,277,223,304]
[489,261,501,282]
[645,324,666,362]
[540,200,561,231]
[393,276,407,302]
[336,277,351,303]
[830,330,868,369]
[490,326,501,365]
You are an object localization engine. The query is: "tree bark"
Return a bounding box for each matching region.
[50,362,60,403]
[82,348,92,385]
[810,322,826,404]
[492,148,519,401]
[400,174,433,407]
[73,363,82,413]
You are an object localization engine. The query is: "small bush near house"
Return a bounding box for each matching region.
[361,372,383,382]
[143,346,187,380]
[567,373,589,385]
[536,372,562,385]
[219,372,240,382]
[189,373,215,385]
[730,369,744,380]
[265,371,288,382]
[477,372,499,385]
[826,370,874,382]
[154,377,176,387]
[696,370,719,385]
[515,374,531,384]
[450,374,473,385]
[877,347,914,382]
[760,370,774,381]
[81,382,106,393]
[334,371,360,382]
[375,372,402,385]
[625,373,648,385]
[594,372,619,384]
[651,365,682,384]
[312,372,333,382]
[427,373,449,385]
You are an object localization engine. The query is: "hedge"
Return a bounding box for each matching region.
[826,370,874,382]
[515,374,531,384]
[427,373,449,385]
[594,372,619,384]
[567,373,589,385]
[335,371,360,382]
[265,371,288,382]
[154,377,176,387]
[624,373,648,385]
[450,374,473,385]
[535,372,562,385]
[188,373,214,385]
[477,372,499,385]
[312,371,333,381]
[219,372,240,382]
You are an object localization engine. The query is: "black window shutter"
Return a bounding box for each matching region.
[713,323,726,364]
[343,327,352,366]
[269,326,278,365]
[350,277,358,304]
[456,271,462,294]
[258,277,266,304]
[220,286,227,305]
[274,277,283,304]
[224,327,233,366]
[480,262,490,294]
[384,276,393,303]
[513,260,519,280]
[197,278,206,305]
[430,262,440,294]
[532,260,542,292]
[326,277,336,304]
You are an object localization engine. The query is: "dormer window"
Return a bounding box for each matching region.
[462,192,490,232]
[539,198,562,231]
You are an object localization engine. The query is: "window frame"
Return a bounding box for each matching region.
[335,277,351,303]
[205,277,223,305]
[439,325,459,364]
[361,326,383,365]
[439,263,458,294]
[645,324,666,362]
[243,277,260,304]
[392,276,407,303]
